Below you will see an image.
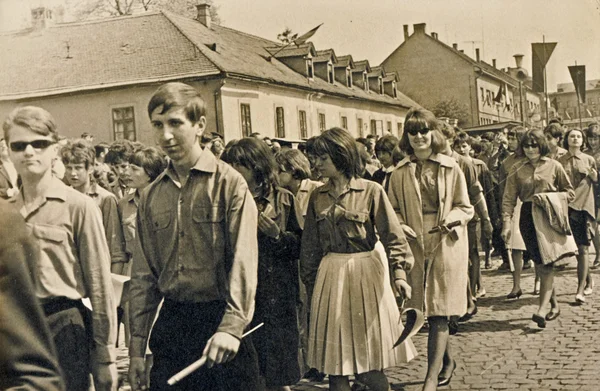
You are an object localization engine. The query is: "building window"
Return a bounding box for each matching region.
[307,59,314,79]
[397,122,403,136]
[112,107,136,141]
[387,121,392,133]
[363,73,369,91]
[318,113,326,132]
[347,69,353,87]
[275,107,285,138]
[379,78,384,95]
[393,82,398,98]
[299,110,308,139]
[357,117,364,137]
[328,63,334,84]
[240,103,252,137]
[341,116,348,130]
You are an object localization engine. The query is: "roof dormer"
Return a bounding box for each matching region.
[352,60,371,91]
[266,43,317,79]
[383,73,399,98]
[313,49,337,84]
[334,55,355,87]
[367,66,385,95]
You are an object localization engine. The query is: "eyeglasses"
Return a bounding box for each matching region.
[9,140,55,152]
[406,128,431,136]
[522,143,539,149]
[507,132,516,137]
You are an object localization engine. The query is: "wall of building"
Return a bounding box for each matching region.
[553,89,600,128]
[219,79,408,140]
[476,77,516,124]
[382,32,477,126]
[0,78,221,144]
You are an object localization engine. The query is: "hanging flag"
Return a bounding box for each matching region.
[294,23,323,46]
[550,97,558,110]
[494,84,505,104]
[565,110,571,120]
[587,108,593,117]
[532,42,558,93]
[568,65,586,104]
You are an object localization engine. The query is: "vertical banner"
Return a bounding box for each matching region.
[531,42,557,93]
[568,65,586,104]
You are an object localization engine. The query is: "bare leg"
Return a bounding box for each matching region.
[422,317,449,391]
[466,279,476,313]
[535,264,554,318]
[576,245,589,297]
[509,250,524,295]
[592,221,600,266]
[329,375,352,391]
[355,370,389,391]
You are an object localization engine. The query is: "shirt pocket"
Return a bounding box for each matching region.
[31,224,73,270]
[121,214,137,253]
[192,205,226,253]
[151,211,172,232]
[341,210,369,239]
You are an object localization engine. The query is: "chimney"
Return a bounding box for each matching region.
[514,54,524,68]
[475,48,480,62]
[196,3,211,28]
[403,25,409,41]
[452,43,458,50]
[492,59,497,68]
[413,23,426,34]
[431,32,438,40]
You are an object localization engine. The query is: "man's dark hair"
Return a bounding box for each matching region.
[148,82,206,123]
[312,127,364,179]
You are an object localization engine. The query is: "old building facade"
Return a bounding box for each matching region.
[550,79,600,129]
[0,5,418,144]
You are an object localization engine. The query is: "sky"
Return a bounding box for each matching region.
[218,0,600,92]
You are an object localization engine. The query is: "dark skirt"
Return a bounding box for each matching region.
[568,208,591,246]
[519,202,543,265]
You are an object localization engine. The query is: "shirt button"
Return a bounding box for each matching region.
[270,298,276,305]
[267,266,273,273]
[180,231,185,237]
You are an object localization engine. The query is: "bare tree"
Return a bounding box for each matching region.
[67,0,221,24]
[277,28,297,44]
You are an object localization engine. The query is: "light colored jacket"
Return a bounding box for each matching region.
[388,153,474,317]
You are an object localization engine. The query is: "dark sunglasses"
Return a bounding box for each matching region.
[406,128,431,136]
[507,132,516,137]
[522,143,539,149]
[10,140,55,152]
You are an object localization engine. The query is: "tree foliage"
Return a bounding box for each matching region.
[430,98,471,127]
[67,0,220,24]
[277,28,297,44]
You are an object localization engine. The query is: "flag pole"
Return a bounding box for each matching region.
[543,35,550,126]
[575,62,583,129]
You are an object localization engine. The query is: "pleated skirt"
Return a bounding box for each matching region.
[307,250,418,376]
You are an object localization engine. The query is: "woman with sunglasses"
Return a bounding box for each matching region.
[558,128,596,304]
[387,108,473,391]
[300,127,417,391]
[502,129,574,328]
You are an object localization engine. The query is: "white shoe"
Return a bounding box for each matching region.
[575,294,586,304]
[584,279,594,296]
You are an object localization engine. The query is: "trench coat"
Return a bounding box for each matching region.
[387,153,474,317]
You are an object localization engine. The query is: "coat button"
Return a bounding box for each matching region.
[267,266,273,273]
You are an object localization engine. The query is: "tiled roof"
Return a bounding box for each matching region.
[556,79,600,93]
[265,43,316,59]
[354,60,371,73]
[383,73,398,83]
[315,49,337,63]
[0,13,219,99]
[1,11,420,108]
[336,55,354,68]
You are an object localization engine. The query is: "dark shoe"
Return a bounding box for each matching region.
[437,359,456,387]
[545,308,560,321]
[303,368,325,382]
[458,305,478,322]
[497,262,510,271]
[532,314,546,328]
[506,289,522,299]
[448,320,459,335]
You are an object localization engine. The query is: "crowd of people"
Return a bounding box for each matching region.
[0,81,597,391]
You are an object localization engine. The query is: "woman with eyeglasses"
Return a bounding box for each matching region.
[502,129,575,328]
[558,128,596,304]
[387,108,473,391]
[585,123,600,269]
[300,127,417,391]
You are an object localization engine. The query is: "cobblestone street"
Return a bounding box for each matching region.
[117,258,600,390]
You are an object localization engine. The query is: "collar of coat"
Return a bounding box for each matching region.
[317,177,365,193]
[396,153,457,169]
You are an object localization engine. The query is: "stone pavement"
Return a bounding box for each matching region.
[116,258,600,390]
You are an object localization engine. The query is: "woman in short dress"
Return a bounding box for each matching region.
[300,127,417,391]
[502,129,575,328]
[585,123,600,269]
[222,138,303,391]
[387,109,473,391]
[558,128,597,304]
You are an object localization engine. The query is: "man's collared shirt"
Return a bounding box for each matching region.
[129,147,258,357]
[10,177,117,363]
[86,183,127,265]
